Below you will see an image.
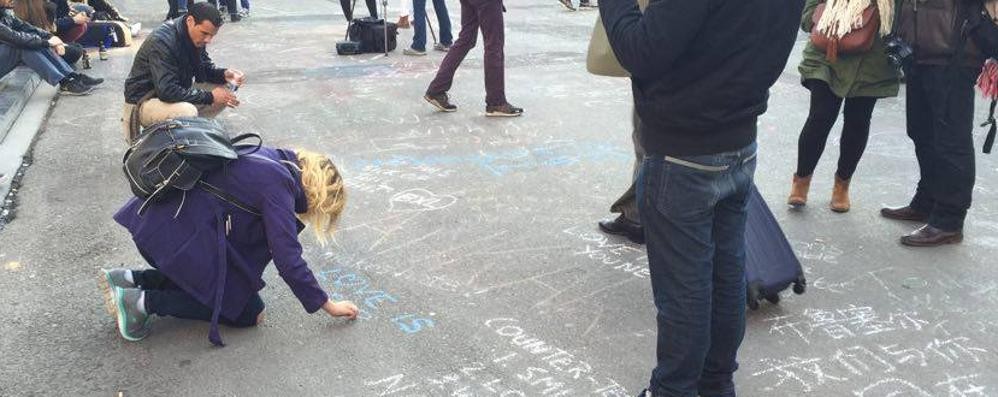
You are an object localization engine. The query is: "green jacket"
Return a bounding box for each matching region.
[797,0,900,98]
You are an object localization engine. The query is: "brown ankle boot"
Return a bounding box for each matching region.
[788,175,811,207]
[831,176,851,213]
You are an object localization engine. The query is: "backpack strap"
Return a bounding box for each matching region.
[197,181,262,216]
[230,133,263,155]
[983,98,997,153]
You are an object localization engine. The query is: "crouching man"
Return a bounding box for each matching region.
[122,2,243,142]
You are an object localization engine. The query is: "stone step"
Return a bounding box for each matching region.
[0,68,42,145]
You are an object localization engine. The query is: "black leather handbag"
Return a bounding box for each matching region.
[122,117,261,215]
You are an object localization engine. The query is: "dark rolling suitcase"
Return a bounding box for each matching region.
[744,184,806,310]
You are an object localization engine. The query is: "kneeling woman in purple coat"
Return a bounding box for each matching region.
[104,146,359,346]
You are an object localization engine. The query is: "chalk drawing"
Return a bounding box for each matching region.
[389,188,458,212]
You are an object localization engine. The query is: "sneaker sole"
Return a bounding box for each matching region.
[60,89,93,96]
[557,0,576,10]
[98,269,117,316]
[424,96,457,113]
[485,112,523,118]
[404,51,427,56]
[113,287,145,342]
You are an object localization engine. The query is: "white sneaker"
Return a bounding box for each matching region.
[404,47,427,56]
[433,43,451,52]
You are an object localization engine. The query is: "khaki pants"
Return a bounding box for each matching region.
[121,83,227,143]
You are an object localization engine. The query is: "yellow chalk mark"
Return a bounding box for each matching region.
[4,261,21,271]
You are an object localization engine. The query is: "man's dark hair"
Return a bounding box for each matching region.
[187,2,224,28]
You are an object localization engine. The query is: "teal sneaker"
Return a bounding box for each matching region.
[98,268,134,316]
[112,287,151,342]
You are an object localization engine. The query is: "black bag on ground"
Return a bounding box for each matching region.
[348,17,398,53]
[744,184,807,310]
[122,117,261,215]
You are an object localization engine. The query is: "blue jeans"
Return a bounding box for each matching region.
[0,44,72,86]
[411,0,453,51]
[637,142,757,397]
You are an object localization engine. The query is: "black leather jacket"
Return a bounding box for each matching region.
[0,7,53,49]
[124,18,227,105]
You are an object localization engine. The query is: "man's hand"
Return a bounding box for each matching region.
[224,69,246,87]
[323,300,359,320]
[72,12,91,25]
[53,44,66,56]
[211,85,240,108]
[48,36,64,47]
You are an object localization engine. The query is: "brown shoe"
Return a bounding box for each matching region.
[900,225,963,247]
[880,205,929,222]
[830,176,850,213]
[787,174,811,207]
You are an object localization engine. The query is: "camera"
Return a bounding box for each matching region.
[884,34,915,73]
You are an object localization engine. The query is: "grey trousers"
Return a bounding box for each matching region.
[0,44,73,86]
[609,108,643,223]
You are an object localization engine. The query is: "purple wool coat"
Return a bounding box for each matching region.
[114,147,329,345]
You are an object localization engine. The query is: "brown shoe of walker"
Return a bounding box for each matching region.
[788,174,811,207]
[881,205,929,222]
[830,176,851,213]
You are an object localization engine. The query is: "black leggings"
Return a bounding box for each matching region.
[340,0,378,21]
[796,80,878,180]
[135,269,264,328]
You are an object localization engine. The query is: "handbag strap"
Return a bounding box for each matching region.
[197,180,262,216]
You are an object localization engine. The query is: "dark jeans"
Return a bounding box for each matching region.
[637,142,757,397]
[340,0,378,21]
[609,108,644,223]
[411,0,453,51]
[135,269,264,327]
[167,0,189,19]
[906,64,977,231]
[426,0,506,106]
[796,80,877,180]
[208,0,239,15]
[0,44,72,86]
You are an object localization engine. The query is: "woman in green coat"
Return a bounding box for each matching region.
[788,0,899,212]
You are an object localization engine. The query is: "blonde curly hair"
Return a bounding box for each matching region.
[294,149,346,244]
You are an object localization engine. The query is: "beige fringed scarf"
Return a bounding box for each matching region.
[815,0,894,39]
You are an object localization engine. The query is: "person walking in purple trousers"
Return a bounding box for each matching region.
[423,0,522,117]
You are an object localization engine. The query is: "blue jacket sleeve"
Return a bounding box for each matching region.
[260,178,329,314]
[599,0,711,80]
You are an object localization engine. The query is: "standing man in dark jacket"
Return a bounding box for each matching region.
[600,0,802,395]
[122,2,243,142]
[0,0,100,95]
[881,0,985,246]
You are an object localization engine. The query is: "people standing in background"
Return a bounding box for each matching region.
[881,0,984,246]
[600,0,802,394]
[588,0,647,245]
[424,0,522,117]
[207,0,241,22]
[788,0,899,213]
[403,0,452,56]
[340,0,378,21]
[557,0,596,11]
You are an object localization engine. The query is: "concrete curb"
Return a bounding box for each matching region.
[0,82,58,231]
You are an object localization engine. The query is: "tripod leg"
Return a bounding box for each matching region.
[426,14,437,45]
[382,0,388,56]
